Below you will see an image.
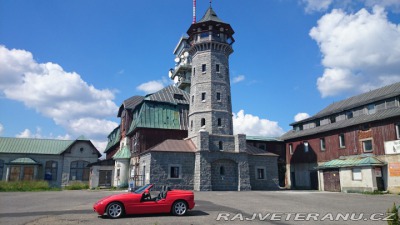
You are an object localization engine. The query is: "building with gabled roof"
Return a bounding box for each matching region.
[281,82,400,193]
[0,136,100,187]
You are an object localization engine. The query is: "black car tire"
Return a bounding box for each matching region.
[106,202,124,219]
[172,200,188,216]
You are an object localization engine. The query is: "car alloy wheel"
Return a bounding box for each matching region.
[172,201,187,216]
[106,202,123,219]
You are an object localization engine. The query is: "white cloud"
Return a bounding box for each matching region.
[294,112,311,122]
[232,75,245,84]
[301,0,400,13]
[16,128,42,138]
[302,0,333,13]
[0,123,3,135]
[310,7,400,97]
[136,77,171,94]
[0,45,119,143]
[232,110,285,137]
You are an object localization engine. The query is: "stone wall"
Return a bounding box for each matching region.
[248,155,279,190]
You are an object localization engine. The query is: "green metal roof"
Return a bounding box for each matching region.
[128,101,187,134]
[246,136,283,142]
[8,157,40,165]
[113,145,131,159]
[104,126,121,153]
[0,137,74,155]
[318,155,386,169]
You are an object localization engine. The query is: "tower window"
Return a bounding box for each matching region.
[193,67,196,76]
[190,120,193,131]
[219,141,223,150]
[218,118,222,127]
[201,118,206,127]
[191,95,194,104]
[217,92,221,101]
[202,64,206,73]
[216,64,220,73]
[201,92,206,102]
[220,166,225,175]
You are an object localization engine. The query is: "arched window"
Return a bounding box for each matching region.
[70,160,90,181]
[0,159,3,180]
[220,166,225,176]
[201,118,206,127]
[45,161,58,181]
[219,141,223,150]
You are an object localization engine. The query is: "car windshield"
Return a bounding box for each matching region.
[133,184,151,194]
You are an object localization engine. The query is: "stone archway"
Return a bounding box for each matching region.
[211,159,238,191]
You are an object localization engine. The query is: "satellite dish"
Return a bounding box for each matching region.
[183,51,189,57]
[174,57,180,63]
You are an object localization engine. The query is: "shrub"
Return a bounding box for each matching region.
[387,203,400,225]
[64,181,89,190]
[0,181,59,192]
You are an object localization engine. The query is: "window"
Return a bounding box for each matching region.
[304,141,309,153]
[289,144,293,155]
[320,138,326,151]
[217,118,222,127]
[193,67,196,76]
[117,169,120,178]
[45,161,58,181]
[256,167,266,180]
[346,111,353,119]
[201,92,206,101]
[367,104,375,114]
[202,64,206,73]
[173,94,184,100]
[339,134,346,148]
[169,165,181,179]
[362,139,373,152]
[201,118,206,127]
[219,141,223,150]
[79,147,84,152]
[396,123,400,139]
[190,120,193,131]
[191,95,194,104]
[216,64,220,73]
[220,166,225,175]
[70,160,89,181]
[352,168,362,181]
[0,160,3,180]
[217,92,221,101]
[258,144,266,150]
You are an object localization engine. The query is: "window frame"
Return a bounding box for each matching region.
[70,160,90,181]
[361,139,373,152]
[168,164,182,179]
[320,138,326,151]
[304,141,309,153]
[339,134,346,148]
[352,168,362,181]
[45,160,58,181]
[202,64,206,73]
[255,167,266,180]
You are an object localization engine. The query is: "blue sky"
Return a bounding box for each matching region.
[1,0,400,151]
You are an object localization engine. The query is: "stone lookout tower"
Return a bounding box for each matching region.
[186,7,251,191]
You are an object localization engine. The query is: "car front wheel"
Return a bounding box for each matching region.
[106,202,124,219]
[172,200,188,216]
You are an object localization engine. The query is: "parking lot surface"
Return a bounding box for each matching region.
[0,190,399,225]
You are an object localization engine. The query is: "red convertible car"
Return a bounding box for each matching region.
[93,184,195,218]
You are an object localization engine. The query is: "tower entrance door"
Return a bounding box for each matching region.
[211,159,238,191]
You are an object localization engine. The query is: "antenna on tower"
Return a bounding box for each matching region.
[192,0,196,24]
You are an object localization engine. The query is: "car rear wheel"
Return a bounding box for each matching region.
[106,202,124,219]
[172,200,187,216]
